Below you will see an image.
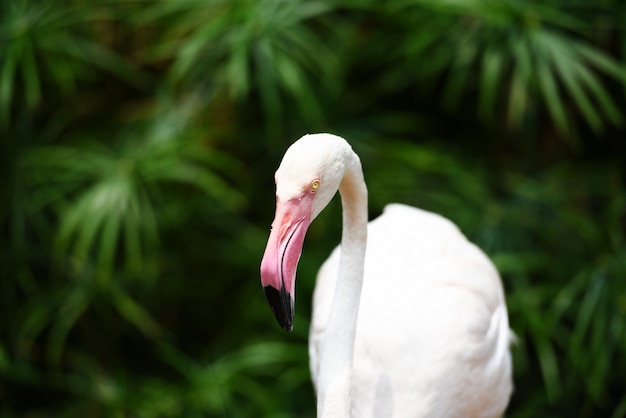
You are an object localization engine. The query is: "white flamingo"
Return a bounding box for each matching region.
[260,133,513,417]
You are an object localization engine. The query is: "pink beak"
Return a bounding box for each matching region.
[260,195,314,331]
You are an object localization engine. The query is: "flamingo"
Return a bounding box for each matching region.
[260,133,513,417]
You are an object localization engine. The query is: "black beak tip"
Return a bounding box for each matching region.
[263,285,294,332]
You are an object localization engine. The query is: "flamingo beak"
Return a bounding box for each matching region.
[260,196,313,331]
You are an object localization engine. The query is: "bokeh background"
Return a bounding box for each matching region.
[1,0,625,416]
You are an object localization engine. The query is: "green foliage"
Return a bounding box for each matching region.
[0,0,148,126]
[1,0,625,417]
[141,0,337,137]
[366,0,626,139]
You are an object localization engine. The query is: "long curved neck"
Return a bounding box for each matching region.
[317,152,368,417]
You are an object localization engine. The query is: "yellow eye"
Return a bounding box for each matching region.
[311,180,320,191]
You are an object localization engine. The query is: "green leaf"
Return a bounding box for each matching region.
[543,36,603,133]
[529,308,562,402]
[573,61,623,127]
[575,42,626,83]
[97,199,122,278]
[0,43,19,113]
[108,281,162,339]
[506,34,533,127]
[478,46,506,122]
[442,34,480,109]
[227,44,250,98]
[47,287,89,365]
[535,50,568,135]
[20,41,42,108]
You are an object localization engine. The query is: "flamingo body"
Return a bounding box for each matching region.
[310,204,512,417]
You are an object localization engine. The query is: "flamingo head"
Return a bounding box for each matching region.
[260,134,350,331]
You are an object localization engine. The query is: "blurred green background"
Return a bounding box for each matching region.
[1,0,625,416]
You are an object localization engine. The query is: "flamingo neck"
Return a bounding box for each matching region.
[317,153,368,417]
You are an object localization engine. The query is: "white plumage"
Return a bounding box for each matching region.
[310,204,513,417]
[260,133,513,417]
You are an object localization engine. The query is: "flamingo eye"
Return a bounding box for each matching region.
[310,180,320,192]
